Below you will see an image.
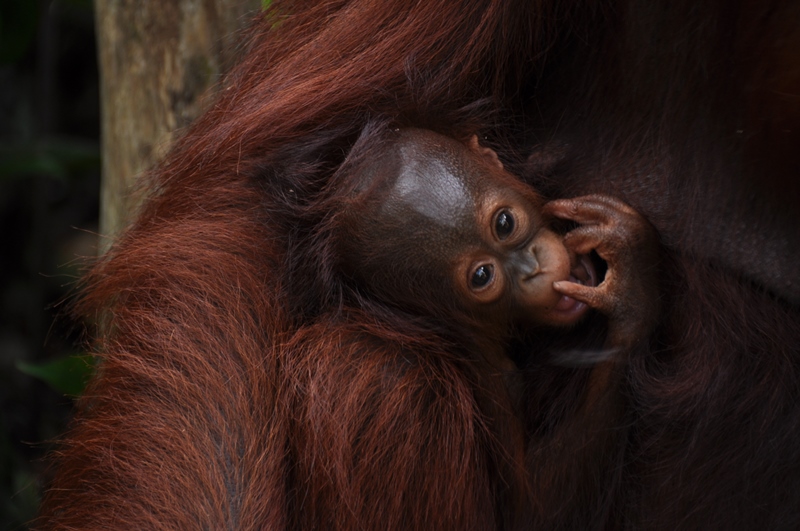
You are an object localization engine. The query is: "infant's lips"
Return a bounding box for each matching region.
[551,254,596,320]
[553,273,585,312]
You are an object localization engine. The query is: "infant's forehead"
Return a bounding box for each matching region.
[386,131,493,227]
[391,150,471,228]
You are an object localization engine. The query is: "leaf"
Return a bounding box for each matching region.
[17,354,96,397]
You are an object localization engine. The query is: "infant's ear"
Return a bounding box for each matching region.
[468,135,504,171]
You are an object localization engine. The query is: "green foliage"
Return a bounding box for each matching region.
[0,0,100,527]
[261,0,284,30]
[17,354,96,397]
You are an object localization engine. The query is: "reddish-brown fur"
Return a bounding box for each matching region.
[37,1,800,530]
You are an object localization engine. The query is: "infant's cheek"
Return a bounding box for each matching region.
[519,274,570,318]
[543,239,572,283]
[531,242,573,301]
[535,282,563,312]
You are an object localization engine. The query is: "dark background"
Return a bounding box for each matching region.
[0,0,100,527]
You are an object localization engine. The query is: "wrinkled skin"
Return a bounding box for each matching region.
[338,128,660,361]
[548,194,661,348]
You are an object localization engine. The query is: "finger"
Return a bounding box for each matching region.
[564,228,623,262]
[552,280,611,313]
[543,197,609,225]
[545,194,638,224]
[567,194,640,217]
[562,225,609,255]
[544,199,601,225]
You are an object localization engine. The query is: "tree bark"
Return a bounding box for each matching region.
[94,0,260,245]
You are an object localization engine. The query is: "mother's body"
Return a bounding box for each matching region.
[38,1,800,530]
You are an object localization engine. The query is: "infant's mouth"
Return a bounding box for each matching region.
[570,253,597,287]
[552,254,597,314]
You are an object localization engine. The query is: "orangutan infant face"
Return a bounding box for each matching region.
[377,129,597,329]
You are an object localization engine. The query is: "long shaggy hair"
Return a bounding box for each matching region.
[37,1,800,529]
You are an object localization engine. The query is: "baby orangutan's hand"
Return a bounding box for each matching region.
[545,194,660,348]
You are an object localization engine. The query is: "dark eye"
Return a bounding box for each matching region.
[471,264,493,288]
[495,210,514,239]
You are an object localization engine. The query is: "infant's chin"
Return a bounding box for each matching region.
[547,292,589,326]
[546,254,597,326]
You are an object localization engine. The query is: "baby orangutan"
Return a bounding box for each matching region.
[323,127,660,524]
[333,127,660,374]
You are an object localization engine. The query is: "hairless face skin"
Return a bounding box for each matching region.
[338,128,659,359]
[389,130,596,326]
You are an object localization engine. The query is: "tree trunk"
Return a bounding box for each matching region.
[94,0,260,245]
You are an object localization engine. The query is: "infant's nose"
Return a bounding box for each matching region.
[511,244,540,278]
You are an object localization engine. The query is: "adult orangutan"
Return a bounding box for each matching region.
[38,1,800,530]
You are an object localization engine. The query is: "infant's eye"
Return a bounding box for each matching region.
[471,264,493,288]
[495,210,514,239]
